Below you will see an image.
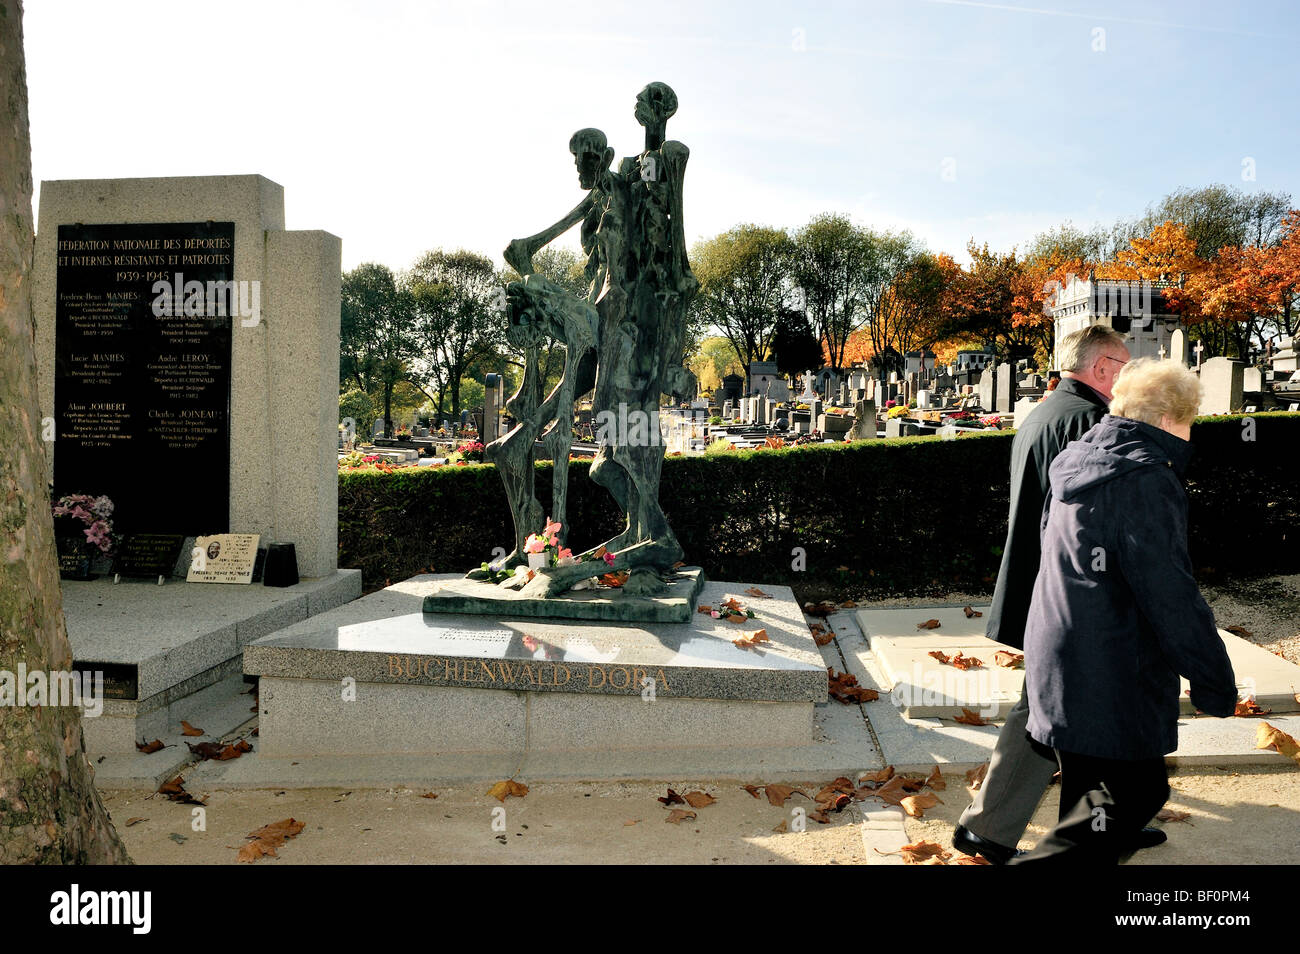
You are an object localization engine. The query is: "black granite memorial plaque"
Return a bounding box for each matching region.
[114,533,186,579]
[53,222,234,536]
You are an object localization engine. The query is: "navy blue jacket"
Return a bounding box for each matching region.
[1024,415,1237,760]
[987,378,1110,650]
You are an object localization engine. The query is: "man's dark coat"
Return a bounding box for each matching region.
[986,377,1110,650]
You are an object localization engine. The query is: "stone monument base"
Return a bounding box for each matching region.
[244,574,827,759]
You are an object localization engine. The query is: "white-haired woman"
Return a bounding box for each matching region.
[1012,358,1238,863]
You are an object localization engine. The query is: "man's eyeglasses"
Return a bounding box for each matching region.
[1098,355,1129,370]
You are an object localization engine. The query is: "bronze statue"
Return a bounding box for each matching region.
[470,83,698,601]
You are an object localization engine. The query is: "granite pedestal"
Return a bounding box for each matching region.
[244,575,828,759]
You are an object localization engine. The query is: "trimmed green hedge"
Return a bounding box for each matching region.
[338,413,1300,599]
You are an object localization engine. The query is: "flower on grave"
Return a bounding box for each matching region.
[456,440,485,463]
[602,551,616,566]
[524,535,549,554]
[884,399,898,409]
[51,494,117,554]
[980,414,1002,429]
[887,405,908,419]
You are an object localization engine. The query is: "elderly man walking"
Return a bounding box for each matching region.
[953,325,1150,864]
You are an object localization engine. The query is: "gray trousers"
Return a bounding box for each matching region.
[957,690,1059,848]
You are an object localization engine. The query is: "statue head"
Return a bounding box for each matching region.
[635,82,678,128]
[568,127,613,191]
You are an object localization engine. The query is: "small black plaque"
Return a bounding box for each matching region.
[114,533,186,579]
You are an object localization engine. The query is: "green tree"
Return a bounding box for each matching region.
[791,213,874,371]
[340,262,416,437]
[691,224,793,371]
[1118,184,1293,259]
[407,249,504,422]
[768,307,823,377]
[688,335,745,394]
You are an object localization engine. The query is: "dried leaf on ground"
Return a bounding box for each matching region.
[657,788,686,806]
[840,600,858,608]
[963,606,983,618]
[1234,698,1273,717]
[1155,808,1193,824]
[954,854,992,864]
[925,765,947,790]
[124,817,147,827]
[487,779,529,801]
[237,817,305,863]
[809,623,834,646]
[733,629,770,650]
[1224,624,1253,638]
[180,720,204,737]
[745,587,773,599]
[742,784,762,799]
[419,792,438,799]
[809,810,831,824]
[1256,722,1300,766]
[827,667,879,704]
[900,792,943,818]
[917,618,941,630]
[217,739,253,761]
[772,819,788,833]
[135,739,164,754]
[869,775,908,806]
[623,819,640,826]
[157,775,207,806]
[949,652,983,671]
[859,766,895,785]
[953,708,992,726]
[664,809,697,824]
[966,762,989,790]
[764,783,807,807]
[993,650,1025,669]
[804,601,838,617]
[881,840,951,864]
[682,791,716,808]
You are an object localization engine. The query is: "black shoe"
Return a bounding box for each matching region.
[953,824,1021,865]
[1126,826,1168,852]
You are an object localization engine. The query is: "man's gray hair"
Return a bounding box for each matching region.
[1057,324,1127,373]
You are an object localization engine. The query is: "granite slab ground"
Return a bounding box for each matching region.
[857,604,1300,719]
[837,607,1300,772]
[64,569,361,754]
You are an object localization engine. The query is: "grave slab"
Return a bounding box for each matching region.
[857,605,1300,718]
[836,606,1300,772]
[65,569,360,754]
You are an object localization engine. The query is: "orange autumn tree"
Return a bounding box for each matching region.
[1180,210,1300,358]
[1098,221,1202,282]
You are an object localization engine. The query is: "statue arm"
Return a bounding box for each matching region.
[504,193,597,275]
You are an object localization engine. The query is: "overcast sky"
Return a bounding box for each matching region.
[23,0,1300,271]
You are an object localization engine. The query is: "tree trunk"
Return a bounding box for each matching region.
[0,0,130,864]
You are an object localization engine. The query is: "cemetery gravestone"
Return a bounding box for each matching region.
[1198,357,1244,415]
[1169,328,1187,366]
[995,362,1014,413]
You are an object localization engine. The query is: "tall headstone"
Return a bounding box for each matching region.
[848,399,876,440]
[995,362,1014,413]
[1169,329,1187,366]
[483,372,505,443]
[1243,366,1264,394]
[976,369,993,411]
[1198,357,1244,415]
[35,175,341,577]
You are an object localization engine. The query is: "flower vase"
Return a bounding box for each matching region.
[527,551,549,571]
